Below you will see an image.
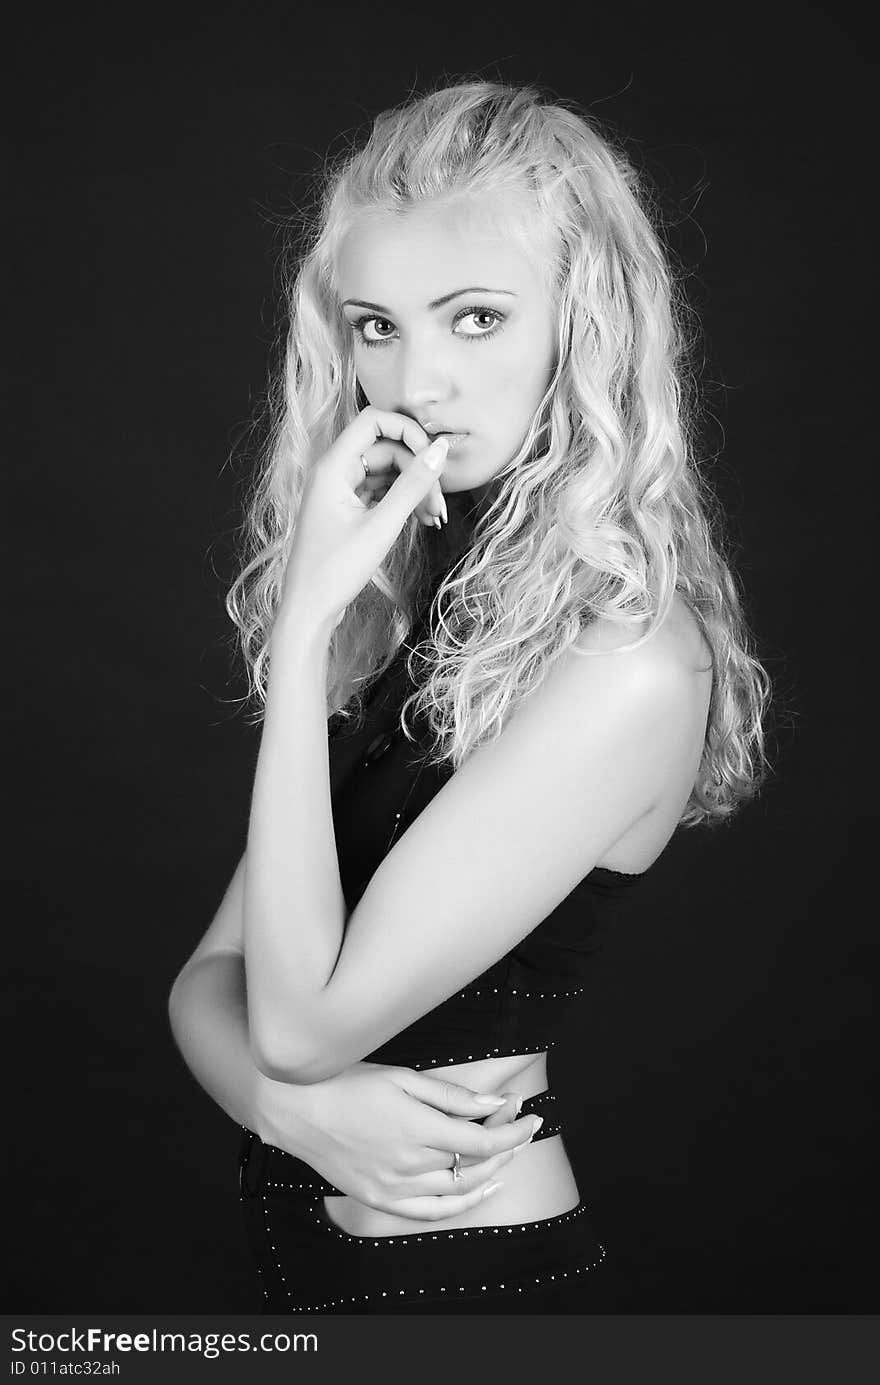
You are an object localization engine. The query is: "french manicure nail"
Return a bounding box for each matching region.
[424,437,449,470]
[434,516,442,529]
[532,1117,543,1136]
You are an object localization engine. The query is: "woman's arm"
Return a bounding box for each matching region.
[169,946,312,1142]
[245,604,702,1085]
[168,860,538,1213]
[168,850,318,1143]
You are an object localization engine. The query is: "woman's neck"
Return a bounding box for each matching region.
[445,481,499,534]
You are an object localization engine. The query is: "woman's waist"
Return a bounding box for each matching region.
[322,1115,577,1239]
[240,1052,570,1222]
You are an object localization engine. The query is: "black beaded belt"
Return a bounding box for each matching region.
[511,1089,560,1136]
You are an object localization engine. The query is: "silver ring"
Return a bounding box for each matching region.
[361,455,370,477]
[451,1152,463,1184]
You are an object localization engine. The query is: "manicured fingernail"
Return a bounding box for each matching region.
[515,1096,523,1114]
[475,1094,506,1106]
[482,1181,503,1198]
[532,1117,543,1136]
[424,437,449,470]
[439,496,448,524]
[434,516,442,529]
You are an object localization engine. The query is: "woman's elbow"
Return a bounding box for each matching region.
[248,1018,319,1085]
[247,989,350,1084]
[167,969,189,1035]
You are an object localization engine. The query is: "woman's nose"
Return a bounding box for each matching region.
[396,343,454,413]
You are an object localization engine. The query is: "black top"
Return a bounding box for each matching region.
[327,531,654,1070]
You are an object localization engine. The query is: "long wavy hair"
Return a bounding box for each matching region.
[226,79,771,827]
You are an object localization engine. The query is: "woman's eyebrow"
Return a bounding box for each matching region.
[342,287,518,313]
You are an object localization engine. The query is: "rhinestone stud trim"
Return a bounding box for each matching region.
[314,1197,589,1246]
[413,1041,557,1069]
[257,1197,605,1313]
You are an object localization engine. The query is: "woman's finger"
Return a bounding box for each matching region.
[356,477,437,524]
[402,1112,543,1172]
[479,1092,524,1128]
[398,1137,534,1201]
[355,437,450,558]
[359,438,417,476]
[326,406,430,488]
[357,473,394,493]
[358,440,447,526]
[371,1177,509,1223]
[340,439,451,573]
[387,1072,541,1173]
[393,1071,510,1117]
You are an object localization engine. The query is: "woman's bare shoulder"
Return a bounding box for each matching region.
[511,595,711,758]
[575,593,712,676]
[560,594,713,767]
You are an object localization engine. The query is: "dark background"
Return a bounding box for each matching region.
[6,0,875,1312]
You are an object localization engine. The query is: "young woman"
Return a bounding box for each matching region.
[169,79,770,1314]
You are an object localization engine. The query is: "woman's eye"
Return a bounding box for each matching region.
[355,317,396,345]
[455,309,503,337]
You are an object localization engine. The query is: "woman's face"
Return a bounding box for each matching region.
[337,197,557,505]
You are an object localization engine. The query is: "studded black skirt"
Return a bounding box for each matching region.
[238,1089,606,1314]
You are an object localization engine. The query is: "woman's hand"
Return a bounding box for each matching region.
[279,407,450,633]
[254,1062,543,1220]
[353,436,448,530]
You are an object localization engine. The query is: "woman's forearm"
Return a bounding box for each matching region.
[168,950,313,1142]
[243,610,346,1076]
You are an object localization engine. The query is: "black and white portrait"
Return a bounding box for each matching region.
[6,0,874,1358]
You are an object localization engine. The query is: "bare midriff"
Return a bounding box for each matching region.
[322,1049,580,1237]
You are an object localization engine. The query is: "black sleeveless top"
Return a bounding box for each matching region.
[327,537,654,1071]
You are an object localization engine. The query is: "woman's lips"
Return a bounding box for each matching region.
[435,432,468,451]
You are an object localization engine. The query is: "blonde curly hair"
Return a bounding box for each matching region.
[226,79,771,828]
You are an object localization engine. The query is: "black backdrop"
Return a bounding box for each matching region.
[6,0,875,1312]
